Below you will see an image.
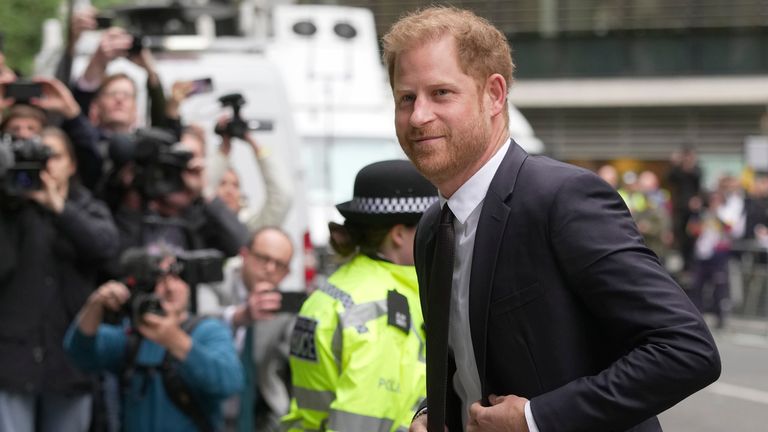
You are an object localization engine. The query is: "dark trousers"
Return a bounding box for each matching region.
[689,250,731,326]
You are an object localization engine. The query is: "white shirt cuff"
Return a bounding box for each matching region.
[524,400,540,432]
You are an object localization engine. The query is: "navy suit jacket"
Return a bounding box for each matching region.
[414,142,721,431]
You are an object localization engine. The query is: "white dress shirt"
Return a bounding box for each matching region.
[440,139,538,431]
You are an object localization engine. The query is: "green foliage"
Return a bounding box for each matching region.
[0,0,60,75]
[93,0,132,8]
[0,0,133,75]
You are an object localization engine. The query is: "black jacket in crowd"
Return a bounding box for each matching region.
[0,185,119,395]
[112,196,248,258]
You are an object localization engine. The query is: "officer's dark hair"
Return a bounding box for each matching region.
[329,221,415,259]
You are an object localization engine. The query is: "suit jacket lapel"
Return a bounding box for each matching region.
[416,203,440,317]
[469,141,528,398]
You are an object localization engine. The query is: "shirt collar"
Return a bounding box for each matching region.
[440,139,511,224]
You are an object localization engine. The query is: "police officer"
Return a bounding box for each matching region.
[282,160,437,432]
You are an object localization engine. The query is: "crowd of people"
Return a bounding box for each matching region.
[597,146,768,329]
[0,6,300,432]
[0,4,736,432]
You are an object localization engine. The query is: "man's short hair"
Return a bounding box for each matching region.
[96,72,137,98]
[248,226,293,252]
[0,104,47,132]
[382,6,515,92]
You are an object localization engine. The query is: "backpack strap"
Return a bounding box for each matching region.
[160,315,214,432]
[120,328,143,396]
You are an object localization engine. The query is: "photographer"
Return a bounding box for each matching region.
[206,93,293,231]
[0,127,119,432]
[106,128,248,280]
[0,75,102,189]
[72,26,171,132]
[209,122,293,231]
[197,227,292,431]
[64,250,244,432]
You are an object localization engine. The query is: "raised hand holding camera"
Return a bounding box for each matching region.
[29,77,81,119]
[137,303,192,360]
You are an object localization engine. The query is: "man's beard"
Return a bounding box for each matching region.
[403,114,490,186]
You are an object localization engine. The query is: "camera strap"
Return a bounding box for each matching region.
[160,315,213,432]
[120,316,214,432]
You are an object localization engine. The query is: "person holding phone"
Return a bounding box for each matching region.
[197,226,292,432]
[0,76,102,190]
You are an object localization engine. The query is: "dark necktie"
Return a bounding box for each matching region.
[237,325,255,432]
[427,204,455,432]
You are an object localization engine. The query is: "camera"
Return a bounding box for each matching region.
[111,128,192,199]
[128,32,147,55]
[3,80,43,104]
[119,247,225,324]
[214,93,248,139]
[214,93,274,140]
[0,134,51,197]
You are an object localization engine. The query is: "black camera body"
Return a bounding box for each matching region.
[128,32,147,55]
[4,80,43,104]
[119,128,192,199]
[0,134,51,197]
[119,247,225,324]
[214,93,248,139]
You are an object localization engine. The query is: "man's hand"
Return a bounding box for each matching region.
[82,27,132,85]
[231,282,282,327]
[26,171,67,214]
[409,411,428,432]
[467,394,529,432]
[0,54,16,87]
[247,282,282,321]
[128,48,160,86]
[78,281,130,335]
[30,77,81,119]
[0,75,16,110]
[69,6,97,49]
[88,281,131,312]
[165,80,194,120]
[94,27,133,63]
[137,305,192,360]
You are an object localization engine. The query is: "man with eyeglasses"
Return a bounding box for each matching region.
[198,226,295,432]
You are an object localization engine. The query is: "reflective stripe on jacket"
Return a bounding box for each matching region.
[282,255,426,432]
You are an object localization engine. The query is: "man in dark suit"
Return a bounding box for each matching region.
[382,6,721,432]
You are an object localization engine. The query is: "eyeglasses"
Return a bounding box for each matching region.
[101,89,136,100]
[248,250,290,273]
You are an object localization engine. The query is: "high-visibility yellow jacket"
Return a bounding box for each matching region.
[282,254,426,432]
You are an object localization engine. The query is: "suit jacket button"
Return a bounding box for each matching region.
[33,347,45,363]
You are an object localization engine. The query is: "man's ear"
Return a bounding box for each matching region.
[485,73,507,118]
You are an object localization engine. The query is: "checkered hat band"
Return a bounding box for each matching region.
[348,196,438,214]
